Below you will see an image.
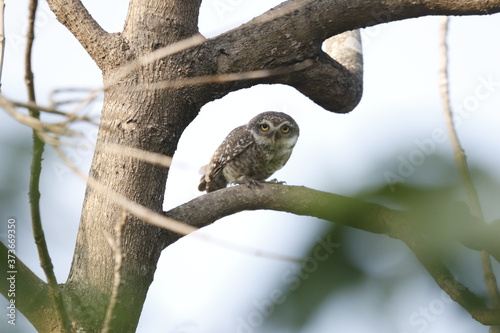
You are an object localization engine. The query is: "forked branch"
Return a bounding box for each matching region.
[44,0,124,69]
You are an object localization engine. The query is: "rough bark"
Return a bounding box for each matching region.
[10,0,500,331]
[61,2,204,331]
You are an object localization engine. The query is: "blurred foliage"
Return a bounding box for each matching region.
[261,157,500,332]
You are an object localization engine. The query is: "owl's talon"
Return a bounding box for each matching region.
[245,179,263,189]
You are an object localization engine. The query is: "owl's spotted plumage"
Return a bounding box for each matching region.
[198,111,299,192]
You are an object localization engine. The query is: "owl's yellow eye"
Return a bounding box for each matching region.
[281,125,290,133]
[260,124,269,131]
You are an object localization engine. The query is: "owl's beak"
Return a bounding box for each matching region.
[271,131,279,143]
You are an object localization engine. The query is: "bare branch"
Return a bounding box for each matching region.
[201,0,500,113]
[85,174,197,236]
[109,59,313,93]
[402,232,500,326]
[45,0,123,69]
[12,100,97,123]
[324,30,363,78]
[106,34,206,87]
[0,95,83,143]
[323,29,364,106]
[100,143,172,168]
[189,232,306,263]
[53,146,197,236]
[267,0,500,42]
[165,184,500,261]
[438,16,500,318]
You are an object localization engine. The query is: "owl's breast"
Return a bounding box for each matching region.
[222,143,292,184]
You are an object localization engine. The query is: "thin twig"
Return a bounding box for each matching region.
[49,86,100,105]
[48,86,103,118]
[106,34,206,86]
[108,60,313,94]
[53,145,197,235]
[439,16,500,315]
[101,212,127,333]
[193,232,306,263]
[25,0,71,331]
[106,3,312,88]
[1,96,68,133]
[100,142,172,168]
[13,99,97,123]
[17,100,75,116]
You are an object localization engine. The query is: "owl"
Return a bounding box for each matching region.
[198,111,300,192]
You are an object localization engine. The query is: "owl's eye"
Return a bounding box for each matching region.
[281,125,290,133]
[260,124,269,131]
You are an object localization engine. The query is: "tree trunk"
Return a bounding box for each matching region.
[62,1,204,331]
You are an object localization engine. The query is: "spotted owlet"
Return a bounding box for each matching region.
[198,111,300,192]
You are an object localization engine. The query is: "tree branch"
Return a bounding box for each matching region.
[44,0,123,69]
[402,233,500,326]
[165,184,500,260]
[0,242,59,331]
[200,0,500,113]
[164,184,500,325]
[25,1,70,331]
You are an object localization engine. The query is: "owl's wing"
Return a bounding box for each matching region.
[199,125,254,192]
[209,125,254,178]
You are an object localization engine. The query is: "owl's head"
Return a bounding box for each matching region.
[248,111,300,147]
